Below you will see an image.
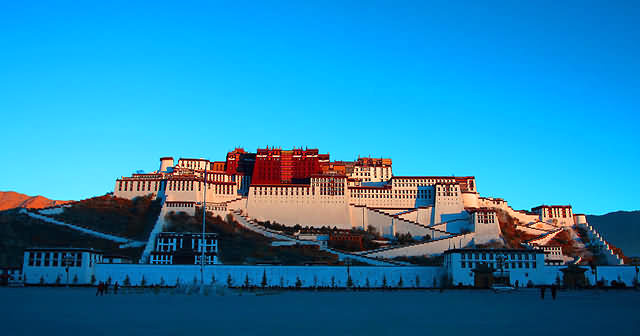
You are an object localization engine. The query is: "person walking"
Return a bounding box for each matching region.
[540,286,546,300]
[551,284,557,300]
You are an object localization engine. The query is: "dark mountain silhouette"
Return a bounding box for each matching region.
[587,211,640,257]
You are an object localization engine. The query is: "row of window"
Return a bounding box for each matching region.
[544,208,571,218]
[462,252,535,261]
[476,213,496,224]
[166,202,194,208]
[118,180,160,192]
[28,252,91,267]
[150,255,173,264]
[461,261,536,269]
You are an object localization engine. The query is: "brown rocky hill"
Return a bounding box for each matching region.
[0,191,72,211]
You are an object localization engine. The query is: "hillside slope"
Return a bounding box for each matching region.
[0,209,144,267]
[50,194,162,241]
[0,191,71,211]
[587,211,640,257]
[0,194,162,267]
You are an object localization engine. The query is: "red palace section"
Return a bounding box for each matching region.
[251,147,329,185]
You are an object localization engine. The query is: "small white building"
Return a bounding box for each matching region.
[1,268,24,286]
[102,255,133,264]
[295,229,330,247]
[538,245,564,266]
[149,232,219,265]
[23,248,103,285]
[444,248,547,287]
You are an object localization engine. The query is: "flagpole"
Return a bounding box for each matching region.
[201,165,207,287]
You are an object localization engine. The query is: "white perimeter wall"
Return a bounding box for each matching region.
[94,264,443,288]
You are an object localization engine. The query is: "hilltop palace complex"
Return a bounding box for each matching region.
[16,146,634,289]
[112,147,623,265]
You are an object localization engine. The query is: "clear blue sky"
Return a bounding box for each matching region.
[1,1,638,215]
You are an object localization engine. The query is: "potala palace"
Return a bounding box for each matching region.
[113,147,621,264]
[14,146,638,289]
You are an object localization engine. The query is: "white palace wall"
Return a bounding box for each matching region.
[433,184,465,224]
[247,189,351,229]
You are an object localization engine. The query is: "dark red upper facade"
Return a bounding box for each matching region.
[252,147,329,185]
[225,148,256,176]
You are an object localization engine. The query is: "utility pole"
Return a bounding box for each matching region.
[201,166,207,287]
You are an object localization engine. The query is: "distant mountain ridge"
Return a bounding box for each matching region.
[0,191,72,211]
[587,211,640,257]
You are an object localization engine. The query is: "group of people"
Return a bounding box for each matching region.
[540,284,558,300]
[96,281,119,296]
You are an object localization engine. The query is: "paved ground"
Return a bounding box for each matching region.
[1,287,639,336]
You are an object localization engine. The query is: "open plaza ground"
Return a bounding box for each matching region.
[1,287,639,336]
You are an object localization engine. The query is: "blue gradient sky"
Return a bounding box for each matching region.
[1,1,638,215]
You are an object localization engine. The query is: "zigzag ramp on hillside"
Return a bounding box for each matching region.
[20,209,145,248]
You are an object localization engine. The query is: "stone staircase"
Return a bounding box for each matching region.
[229,210,401,266]
[577,222,624,265]
[366,207,453,238]
[357,231,474,258]
[525,228,564,246]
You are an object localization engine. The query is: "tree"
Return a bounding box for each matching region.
[227,274,233,288]
[261,270,267,288]
[244,274,250,288]
[367,225,379,238]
